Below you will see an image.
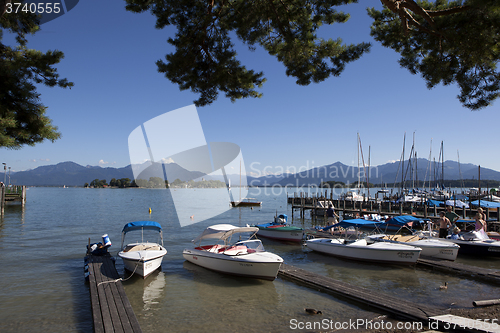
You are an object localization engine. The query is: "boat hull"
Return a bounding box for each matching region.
[119,247,167,278]
[366,236,459,261]
[256,226,304,242]
[231,201,262,207]
[440,239,500,257]
[409,239,459,260]
[307,238,421,265]
[182,248,283,280]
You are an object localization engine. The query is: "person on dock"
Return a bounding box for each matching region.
[445,206,460,231]
[326,204,338,224]
[436,212,451,238]
[326,204,339,235]
[474,208,487,232]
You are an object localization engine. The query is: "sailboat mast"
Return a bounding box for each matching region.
[401,132,406,196]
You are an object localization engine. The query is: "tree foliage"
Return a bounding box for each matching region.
[125,0,370,106]
[369,0,500,110]
[126,0,499,110]
[0,1,73,149]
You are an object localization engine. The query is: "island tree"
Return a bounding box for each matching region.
[0,1,73,149]
[125,0,499,110]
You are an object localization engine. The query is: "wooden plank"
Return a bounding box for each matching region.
[417,257,500,284]
[99,257,124,333]
[87,258,105,333]
[87,254,143,333]
[279,264,441,322]
[99,256,137,333]
[93,257,115,333]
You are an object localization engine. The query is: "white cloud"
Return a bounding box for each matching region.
[161,157,175,164]
[98,160,116,166]
[29,158,50,163]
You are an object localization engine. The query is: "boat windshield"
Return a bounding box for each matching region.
[234,239,265,253]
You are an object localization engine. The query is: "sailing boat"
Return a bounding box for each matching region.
[230,160,262,207]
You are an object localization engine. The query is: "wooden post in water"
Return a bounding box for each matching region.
[0,185,4,216]
[21,186,26,207]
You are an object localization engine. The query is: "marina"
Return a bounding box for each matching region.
[1,187,500,333]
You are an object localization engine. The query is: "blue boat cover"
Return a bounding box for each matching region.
[322,219,383,230]
[385,215,424,226]
[427,199,444,207]
[122,221,162,233]
[470,200,500,208]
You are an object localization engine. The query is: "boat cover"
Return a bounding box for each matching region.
[445,200,469,208]
[385,215,424,227]
[122,221,162,233]
[470,200,500,208]
[427,199,444,207]
[323,219,383,230]
[193,224,258,243]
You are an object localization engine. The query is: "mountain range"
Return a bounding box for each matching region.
[5,159,499,187]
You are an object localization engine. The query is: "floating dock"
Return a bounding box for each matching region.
[85,253,142,333]
[417,256,500,285]
[278,263,441,322]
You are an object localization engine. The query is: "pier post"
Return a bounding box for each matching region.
[22,186,26,206]
[1,185,4,216]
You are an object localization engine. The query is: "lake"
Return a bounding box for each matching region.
[0,187,499,332]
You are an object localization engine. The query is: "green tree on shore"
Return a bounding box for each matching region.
[0,2,73,148]
[125,0,499,110]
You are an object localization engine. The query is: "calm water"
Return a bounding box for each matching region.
[0,187,499,333]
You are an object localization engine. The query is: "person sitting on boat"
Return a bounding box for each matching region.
[449,226,463,240]
[474,208,487,232]
[436,212,451,238]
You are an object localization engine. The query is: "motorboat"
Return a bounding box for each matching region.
[230,198,262,207]
[366,234,460,261]
[440,230,500,257]
[252,214,304,242]
[118,221,167,278]
[183,224,283,280]
[306,237,422,265]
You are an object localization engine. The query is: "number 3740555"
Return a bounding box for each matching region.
[5,2,61,14]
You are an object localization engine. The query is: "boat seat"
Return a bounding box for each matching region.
[385,235,420,243]
[123,244,161,252]
[349,239,367,246]
[221,245,248,255]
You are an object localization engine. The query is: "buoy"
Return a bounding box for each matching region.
[149,208,152,214]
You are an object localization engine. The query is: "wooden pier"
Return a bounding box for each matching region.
[0,185,26,216]
[85,253,142,333]
[278,263,441,322]
[288,191,500,232]
[416,256,500,285]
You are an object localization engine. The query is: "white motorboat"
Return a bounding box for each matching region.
[366,234,460,261]
[118,221,167,278]
[306,238,422,265]
[183,224,283,280]
[439,230,500,257]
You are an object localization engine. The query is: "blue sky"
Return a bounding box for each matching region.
[2,0,499,176]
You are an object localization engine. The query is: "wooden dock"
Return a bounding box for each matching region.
[416,256,500,284]
[288,191,500,231]
[85,253,142,333]
[278,263,442,322]
[0,185,26,216]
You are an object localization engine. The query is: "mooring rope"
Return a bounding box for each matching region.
[96,256,144,287]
